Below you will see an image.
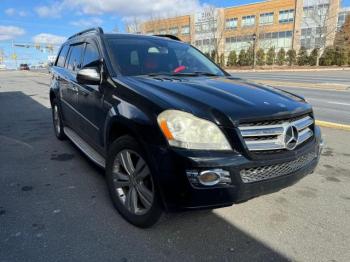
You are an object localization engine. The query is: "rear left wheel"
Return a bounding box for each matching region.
[51,99,65,140]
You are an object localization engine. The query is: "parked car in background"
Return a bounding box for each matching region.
[50,28,322,227]
[19,64,29,70]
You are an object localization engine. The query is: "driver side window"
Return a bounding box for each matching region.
[82,43,100,68]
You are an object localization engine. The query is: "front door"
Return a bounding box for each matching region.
[77,40,106,149]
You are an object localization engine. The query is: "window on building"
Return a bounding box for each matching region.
[260,12,274,25]
[181,25,190,35]
[242,15,256,27]
[279,9,294,23]
[225,18,238,29]
[169,27,179,35]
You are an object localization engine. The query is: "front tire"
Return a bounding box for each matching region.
[106,136,162,228]
[51,99,66,140]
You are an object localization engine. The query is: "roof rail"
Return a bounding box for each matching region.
[153,34,182,41]
[68,27,104,40]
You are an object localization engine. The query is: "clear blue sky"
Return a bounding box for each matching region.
[0,0,349,67]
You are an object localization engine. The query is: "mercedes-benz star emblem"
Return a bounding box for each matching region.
[284,125,299,150]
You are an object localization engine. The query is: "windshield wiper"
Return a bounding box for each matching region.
[143,72,220,77]
[172,72,220,77]
[193,71,220,76]
[145,72,172,77]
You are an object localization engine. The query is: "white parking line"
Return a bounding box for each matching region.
[327,101,350,106]
[308,98,350,107]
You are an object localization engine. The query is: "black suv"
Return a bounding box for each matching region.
[50,28,322,227]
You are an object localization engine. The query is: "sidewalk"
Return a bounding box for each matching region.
[226,67,350,73]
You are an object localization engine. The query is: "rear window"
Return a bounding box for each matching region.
[56,45,69,67]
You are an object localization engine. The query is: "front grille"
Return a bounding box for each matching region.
[238,115,314,152]
[240,152,316,183]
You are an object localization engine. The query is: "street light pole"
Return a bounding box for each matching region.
[252,33,257,69]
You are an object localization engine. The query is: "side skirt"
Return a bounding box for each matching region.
[64,126,106,168]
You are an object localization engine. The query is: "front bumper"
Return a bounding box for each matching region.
[149,126,322,211]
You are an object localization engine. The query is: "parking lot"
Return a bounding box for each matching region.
[1,70,350,262]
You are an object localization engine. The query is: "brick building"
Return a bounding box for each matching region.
[129,0,346,63]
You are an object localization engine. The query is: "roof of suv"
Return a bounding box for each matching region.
[67,27,182,43]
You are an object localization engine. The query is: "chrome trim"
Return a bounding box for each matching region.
[239,116,314,152]
[240,126,284,137]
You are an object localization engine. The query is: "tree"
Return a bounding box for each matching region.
[297,47,309,66]
[303,0,340,66]
[335,14,350,50]
[125,17,142,34]
[286,49,297,66]
[266,47,275,65]
[210,50,217,62]
[205,6,225,63]
[227,50,237,67]
[277,48,286,66]
[238,49,248,66]
[320,46,335,66]
[246,46,254,66]
[256,48,265,66]
[219,53,225,66]
[348,49,350,65]
[334,46,348,66]
[309,48,319,66]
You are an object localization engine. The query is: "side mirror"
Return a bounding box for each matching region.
[77,67,101,85]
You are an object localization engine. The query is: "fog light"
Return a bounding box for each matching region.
[198,171,221,186]
[186,169,232,187]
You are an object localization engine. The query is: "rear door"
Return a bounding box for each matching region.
[60,43,85,131]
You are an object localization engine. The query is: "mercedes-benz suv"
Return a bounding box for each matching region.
[50,28,322,227]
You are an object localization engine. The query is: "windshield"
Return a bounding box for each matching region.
[106,37,225,77]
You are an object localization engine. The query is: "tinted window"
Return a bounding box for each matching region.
[66,44,84,72]
[106,37,224,77]
[56,45,69,67]
[82,43,100,68]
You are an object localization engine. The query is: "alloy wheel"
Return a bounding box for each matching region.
[112,150,154,215]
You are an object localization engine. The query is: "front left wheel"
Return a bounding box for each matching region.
[106,136,163,228]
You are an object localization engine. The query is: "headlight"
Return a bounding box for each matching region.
[157,110,231,150]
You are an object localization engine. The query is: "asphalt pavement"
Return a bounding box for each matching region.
[1,71,350,262]
[233,70,350,85]
[233,70,350,125]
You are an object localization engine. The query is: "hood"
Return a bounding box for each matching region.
[118,75,312,126]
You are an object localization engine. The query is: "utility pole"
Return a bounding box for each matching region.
[12,40,18,69]
[252,33,257,69]
[0,48,4,64]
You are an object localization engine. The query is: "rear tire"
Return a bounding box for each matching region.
[51,98,66,140]
[106,135,163,228]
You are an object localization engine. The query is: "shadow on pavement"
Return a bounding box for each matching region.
[0,91,289,261]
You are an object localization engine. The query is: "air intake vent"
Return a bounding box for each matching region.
[240,152,316,183]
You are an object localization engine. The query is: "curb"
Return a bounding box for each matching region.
[316,120,350,131]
